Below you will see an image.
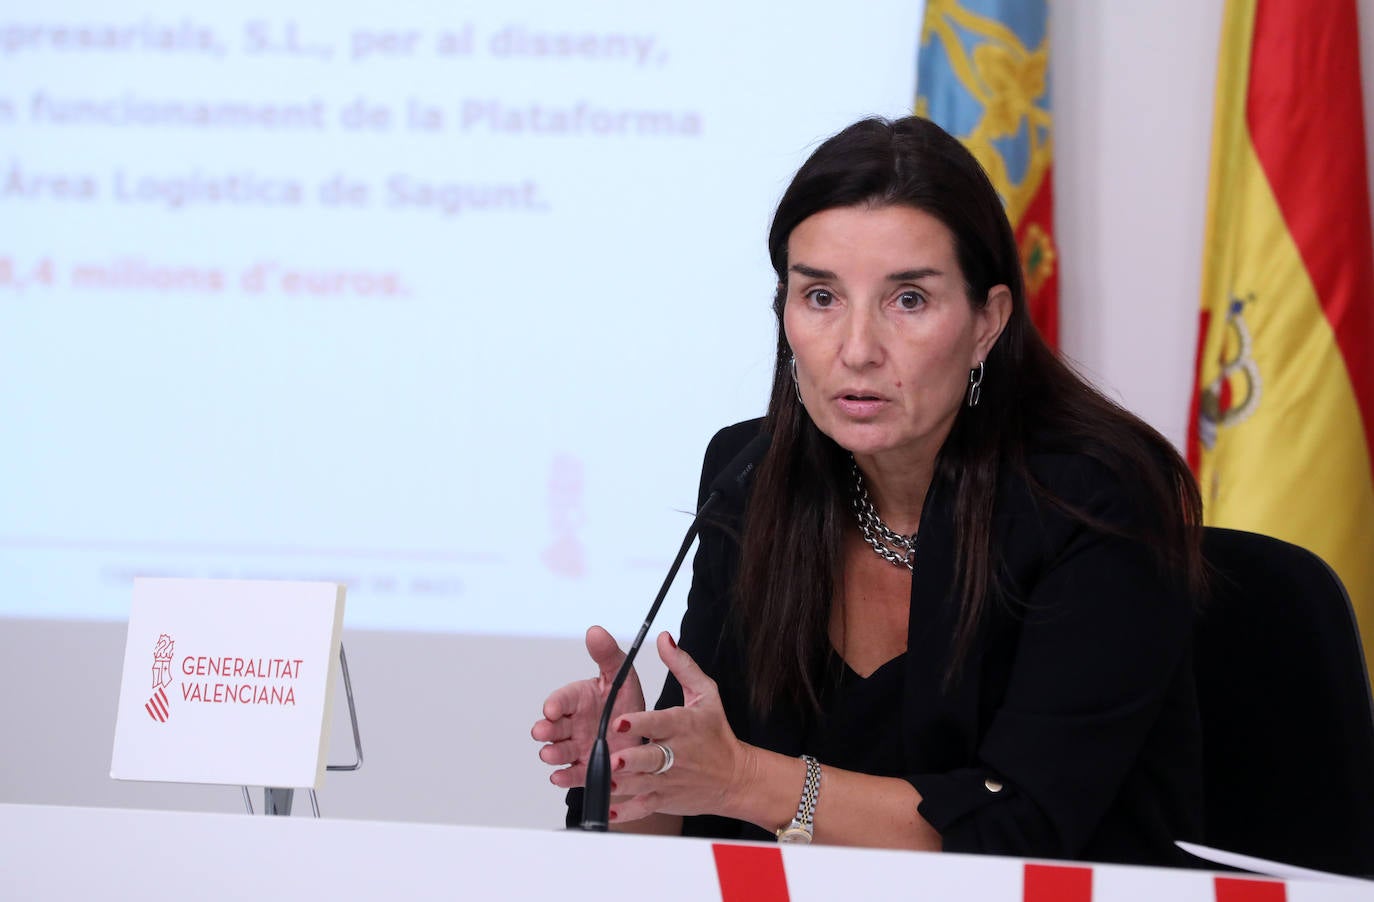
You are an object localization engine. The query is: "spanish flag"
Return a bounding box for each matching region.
[916,0,1058,347]
[1189,0,1374,677]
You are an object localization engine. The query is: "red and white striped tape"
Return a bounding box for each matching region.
[713,845,1300,902]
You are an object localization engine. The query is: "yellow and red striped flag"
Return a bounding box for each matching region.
[916,0,1058,347]
[1189,0,1374,676]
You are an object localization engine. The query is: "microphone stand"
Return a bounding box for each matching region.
[579,493,720,831]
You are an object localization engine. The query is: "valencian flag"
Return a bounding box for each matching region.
[1190,0,1374,677]
[916,0,1058,347]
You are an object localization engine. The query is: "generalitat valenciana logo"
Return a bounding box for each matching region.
[146,633,174,723]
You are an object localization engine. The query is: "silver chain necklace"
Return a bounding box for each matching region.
[849,459,916,572]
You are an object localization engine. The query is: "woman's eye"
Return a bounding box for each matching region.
[807,289,836,308]
[896,291,926,311]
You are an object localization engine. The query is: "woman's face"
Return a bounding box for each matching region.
[782,204,1009,473]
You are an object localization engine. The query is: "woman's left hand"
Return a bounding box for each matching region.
[606,632,757,824]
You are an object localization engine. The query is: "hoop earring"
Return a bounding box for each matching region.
[967,361,984,408]
[789,354,804,405]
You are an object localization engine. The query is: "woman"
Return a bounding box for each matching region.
[531,116,1204,865]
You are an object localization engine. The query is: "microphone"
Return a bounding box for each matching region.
[580,430,771,831]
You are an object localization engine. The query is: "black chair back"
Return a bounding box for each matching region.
[1196,526,1374,876]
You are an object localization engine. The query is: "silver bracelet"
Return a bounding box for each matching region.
[776,754,822,844]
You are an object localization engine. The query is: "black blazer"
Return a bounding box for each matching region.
[652,419,1203,866]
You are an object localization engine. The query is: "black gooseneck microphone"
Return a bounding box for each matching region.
[579,431,771,831]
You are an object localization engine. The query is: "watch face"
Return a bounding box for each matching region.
[777,826,813,845]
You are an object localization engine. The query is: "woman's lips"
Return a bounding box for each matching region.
[834,393,888,417]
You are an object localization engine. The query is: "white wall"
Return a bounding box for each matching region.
[1055,1,1222,446]
[5,0,1374,829]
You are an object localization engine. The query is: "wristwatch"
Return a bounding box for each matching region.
[776,755,822,844]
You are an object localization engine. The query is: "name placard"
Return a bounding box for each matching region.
[111,578,346,789]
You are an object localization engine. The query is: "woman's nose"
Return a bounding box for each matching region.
[840,307,884,369]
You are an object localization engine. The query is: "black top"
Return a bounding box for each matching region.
[808,651,909,783]
[570,418,1203,866]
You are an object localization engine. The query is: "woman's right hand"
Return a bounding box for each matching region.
[531,625,646,789]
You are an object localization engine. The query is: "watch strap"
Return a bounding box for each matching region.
[776,754,822,844]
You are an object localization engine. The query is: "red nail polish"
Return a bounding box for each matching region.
[667,634,677,650]
[614,757,626,771]
[615,720,631,733]
[609,809,618,821]
[610,780,618,792]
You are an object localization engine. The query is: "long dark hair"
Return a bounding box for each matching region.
[735,116,1203,714]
